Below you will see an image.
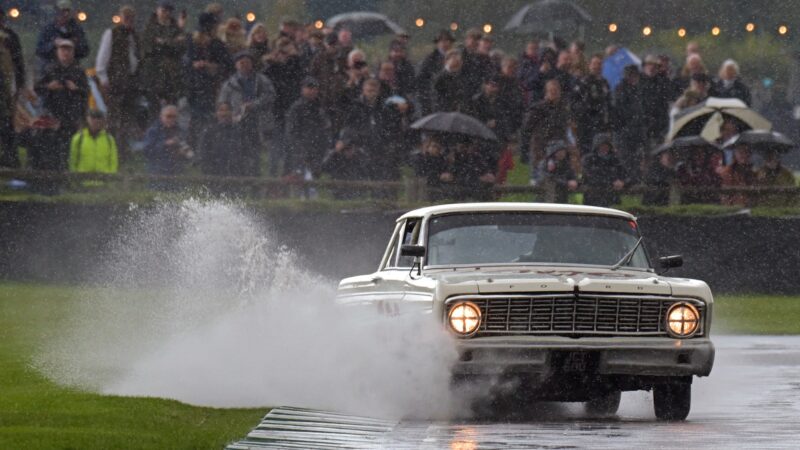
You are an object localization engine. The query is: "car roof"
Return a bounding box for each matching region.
[397,202,636,222]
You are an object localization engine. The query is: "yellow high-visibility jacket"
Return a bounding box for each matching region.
[69,129,119,173]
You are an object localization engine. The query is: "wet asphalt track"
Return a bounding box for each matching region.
[229,336,800,449]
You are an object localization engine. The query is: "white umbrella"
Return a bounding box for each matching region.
[668,97,772,142]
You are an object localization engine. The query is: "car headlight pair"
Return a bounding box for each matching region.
[448,301,481,336]
[666,302,701,338]
[447,300,700,338]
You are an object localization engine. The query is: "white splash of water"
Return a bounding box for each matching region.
[35,199,458,419]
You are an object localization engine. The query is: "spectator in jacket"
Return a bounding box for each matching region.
[523,47,563,104]
[218,18,247,58]
[246,23,270,71]
[522,78,575,179]
[417,30,455,116]
[569,40,588,78]
[263,37,305,131]
[184,12,232,146]
[642,147,676,206]
[677,144,721,204]
[451,139,496,201]
[412,136,453,200]
[308,33,347,121]
[69,109,118,174]
[539,140,578,203]
[673,72,711,114]
[141,1,186,117]
[218,50,276,176]
[582,133,627,207]
[35,38,88,160]
[95,5,140,160]
[387,40,415,99]
[35,0,90,69]
[756,149,796,206]
[675,53,707,93]
[345,78,404,181]
[461,28,493,97]
[710,59,751,106]
[0,7,25,167]
[719,144,756,206]
[142,104,190,178]
[284,77,332,177]
[613,64,648,183]
[572,54,612,155]
[321,128,368,199]
[198,101,244,176]
[433,49,469,112]
[757,150,795,186]
[641,54,673,143]
[517,40,540,107]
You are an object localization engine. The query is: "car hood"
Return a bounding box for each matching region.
[427,266,673,296]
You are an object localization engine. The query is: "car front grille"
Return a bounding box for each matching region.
[446,294,705,337]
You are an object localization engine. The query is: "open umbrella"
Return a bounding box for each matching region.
[652,135,720,159]
[326,12,405,40]
[411,112,497,141]
[667,97,772,142]
[504,0,592,35]
[602,47,641,90]
[721,130,795,154]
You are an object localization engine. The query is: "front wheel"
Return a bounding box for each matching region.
[653,382,691,421]
[585,390,621,417]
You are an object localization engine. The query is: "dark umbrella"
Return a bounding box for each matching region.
[652,136,720,159]
[411,112,498,141]
[504,0,592,35]
[326,12,405,39]
[722,130,795,154]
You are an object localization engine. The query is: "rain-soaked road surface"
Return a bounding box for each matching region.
[228,336,800,449]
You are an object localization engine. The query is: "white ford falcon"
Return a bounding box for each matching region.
[337,203,714,420]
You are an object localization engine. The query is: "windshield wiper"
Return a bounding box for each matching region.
[610,236,644,271]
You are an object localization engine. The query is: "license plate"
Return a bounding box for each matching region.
[560,352,592,372]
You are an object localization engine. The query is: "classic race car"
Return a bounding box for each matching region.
[336,203,714,420]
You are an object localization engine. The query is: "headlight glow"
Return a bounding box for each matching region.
[666,303,700,338]
[448,302,481,336]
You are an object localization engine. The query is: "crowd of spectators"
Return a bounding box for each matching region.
[0,1,796,205]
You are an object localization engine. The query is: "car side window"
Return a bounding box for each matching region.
[396,219,421,268]
[381,223,402,270]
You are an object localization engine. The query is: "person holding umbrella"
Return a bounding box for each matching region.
[676,142,721,204]
[757,149,795,187]
[719,143,756,206]
[756,149,796,206]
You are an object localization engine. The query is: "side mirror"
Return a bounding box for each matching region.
[658,255,683,270]
[400,244,426,258]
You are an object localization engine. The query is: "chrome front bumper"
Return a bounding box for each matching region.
[452,336,715,377]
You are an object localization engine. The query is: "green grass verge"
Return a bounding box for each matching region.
[0,283,264,450]
[713,295,800,335]
[1,283,798,449]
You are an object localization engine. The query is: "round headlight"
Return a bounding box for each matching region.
[448,302,481,336]
[666,303,700,338]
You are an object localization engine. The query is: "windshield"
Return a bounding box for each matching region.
[426,213,649,268]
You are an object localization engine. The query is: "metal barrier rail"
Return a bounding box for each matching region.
[0,168,798,205]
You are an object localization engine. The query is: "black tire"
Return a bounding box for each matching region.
[653,382,691,421]
[585,390,621,416]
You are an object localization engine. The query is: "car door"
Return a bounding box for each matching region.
[336,219,411,316]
